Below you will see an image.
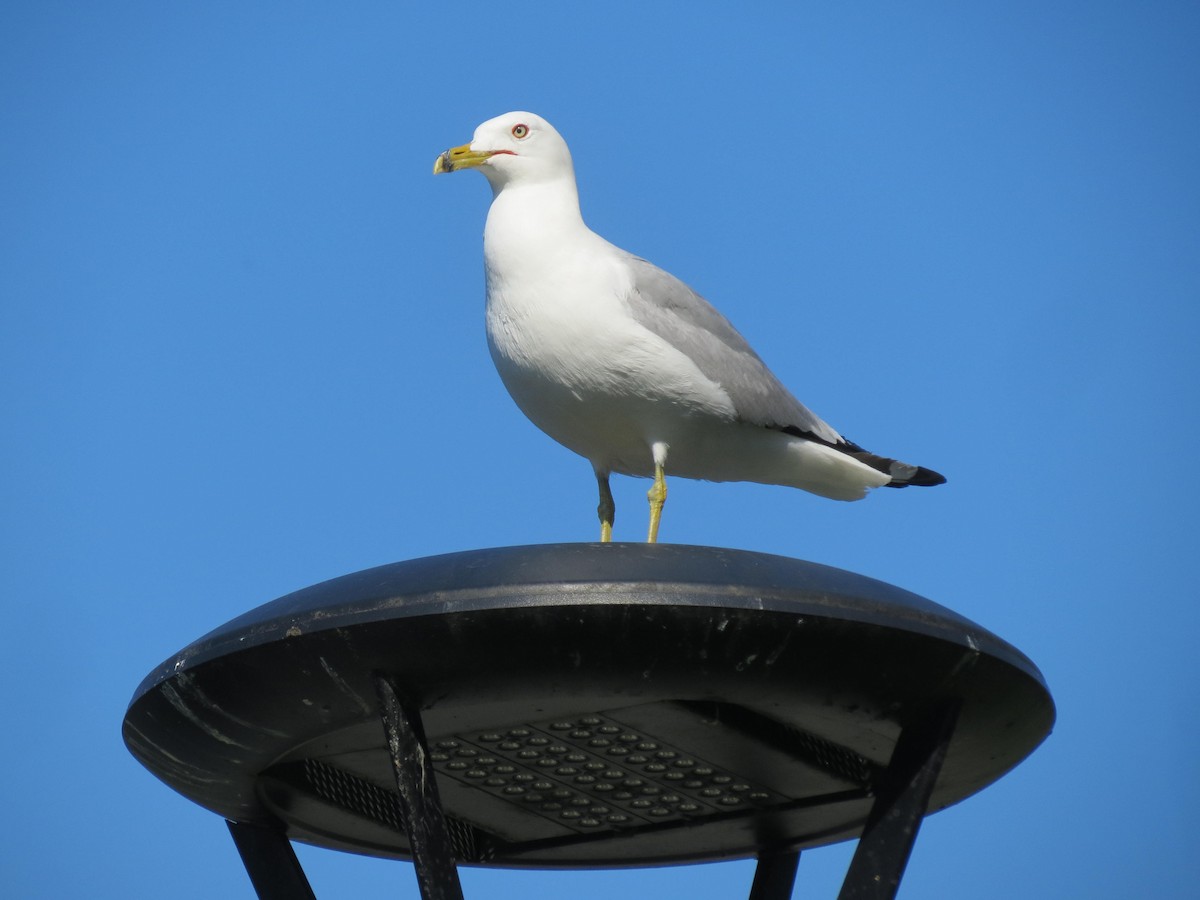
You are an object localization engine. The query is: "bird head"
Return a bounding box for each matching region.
[433,111,574,190]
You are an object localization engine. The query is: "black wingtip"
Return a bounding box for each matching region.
[777,426,946,489]
[883,465,947,489]
[833,438,946,489]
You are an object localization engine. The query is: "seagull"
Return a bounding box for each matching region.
[434,111,944,543]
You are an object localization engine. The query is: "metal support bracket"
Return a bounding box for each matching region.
[837,699,963,899]
[227,819,317,900]
[374,673,466,900]
[750,849,801,900]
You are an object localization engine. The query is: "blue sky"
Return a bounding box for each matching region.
[2,2,1197,897]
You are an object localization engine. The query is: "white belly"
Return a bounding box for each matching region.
[486,280,735,475]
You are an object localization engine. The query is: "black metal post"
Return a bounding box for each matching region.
[837,699,962,900]
[749,849,801,900]
[374,673,466,900]
[226,819,317,900]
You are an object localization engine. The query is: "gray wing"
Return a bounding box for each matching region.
[623,254,843,445]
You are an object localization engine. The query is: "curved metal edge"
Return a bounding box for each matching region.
[126,544,1048,710]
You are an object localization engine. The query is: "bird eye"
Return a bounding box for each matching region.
[511,123,529,139]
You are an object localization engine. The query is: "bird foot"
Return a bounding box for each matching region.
[646,466,667,543]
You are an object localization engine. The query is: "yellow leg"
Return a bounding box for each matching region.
[646,463,667,543]
[596,471,615,543]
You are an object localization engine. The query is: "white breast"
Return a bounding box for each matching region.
[483,195,735,475]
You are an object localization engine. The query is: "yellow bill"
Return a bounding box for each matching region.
[433,143,510,174]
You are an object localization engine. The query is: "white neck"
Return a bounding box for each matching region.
[483,176,590,266]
